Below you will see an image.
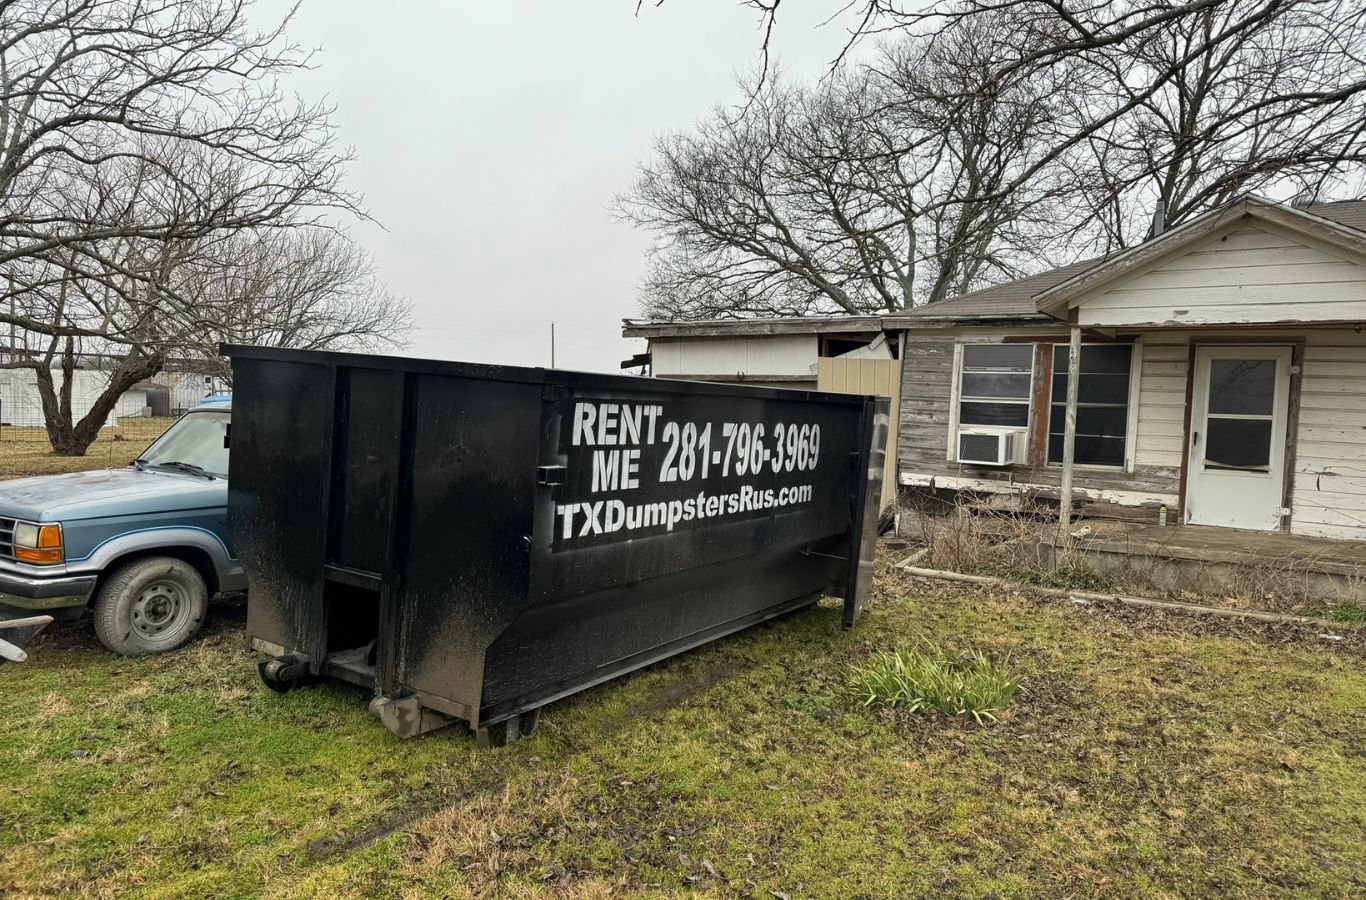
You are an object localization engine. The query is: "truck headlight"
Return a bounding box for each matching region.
[13,522,63,565]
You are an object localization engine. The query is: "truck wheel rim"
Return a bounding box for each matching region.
[132,581,185,639]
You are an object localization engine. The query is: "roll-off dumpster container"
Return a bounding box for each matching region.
[222,345,889,742]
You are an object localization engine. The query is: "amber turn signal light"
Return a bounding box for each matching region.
[14,523,63,565]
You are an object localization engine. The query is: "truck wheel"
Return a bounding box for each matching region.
[93,557,209,656]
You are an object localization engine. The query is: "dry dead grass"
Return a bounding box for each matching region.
[903,494,1366,621]
[0,417,174,479]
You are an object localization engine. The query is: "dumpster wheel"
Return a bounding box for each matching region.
[258,656,314,693]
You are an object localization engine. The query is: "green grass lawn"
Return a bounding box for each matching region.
[2,571,1363,898]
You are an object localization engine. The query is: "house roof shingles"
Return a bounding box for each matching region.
[897,198,1366,323]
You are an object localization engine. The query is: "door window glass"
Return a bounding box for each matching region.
[1209,359,1275,416]
[1205,419,1272,471]
[1202,356,1278,473]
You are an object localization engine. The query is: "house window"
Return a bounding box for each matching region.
[1048,344,1132,467]
[959,344,1033,428]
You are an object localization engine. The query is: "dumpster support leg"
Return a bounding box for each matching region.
[369,694,455,739]
[476,707,541,748]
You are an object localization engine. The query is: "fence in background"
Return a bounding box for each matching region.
[817,356,901,509]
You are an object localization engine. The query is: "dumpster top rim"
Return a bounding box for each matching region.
[218,344,887,405]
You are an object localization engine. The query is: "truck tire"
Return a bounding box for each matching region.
[93,557,209,656]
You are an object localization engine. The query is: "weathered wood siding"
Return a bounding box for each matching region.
[1292,329,1366,540]
[1076,223,1366,328]
[650,334,817,379]
[897,333,1181,514]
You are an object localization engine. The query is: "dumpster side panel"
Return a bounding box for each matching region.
[393,374,542,718]
[329,366,404,575]
[481,547,839,718]
[228,359,336,664]
[479,384,867,719]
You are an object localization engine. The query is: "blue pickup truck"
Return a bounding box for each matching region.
[0,399,244,655]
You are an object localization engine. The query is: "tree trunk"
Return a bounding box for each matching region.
[34,349,166,456]
[33,365,78,454]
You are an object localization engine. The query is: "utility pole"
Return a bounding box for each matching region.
[550,321,556,368]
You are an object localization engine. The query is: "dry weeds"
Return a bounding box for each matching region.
[0,417,174,479]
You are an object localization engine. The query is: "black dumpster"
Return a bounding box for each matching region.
[222,345,889,742]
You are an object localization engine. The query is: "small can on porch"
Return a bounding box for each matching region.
[220,345,888,743]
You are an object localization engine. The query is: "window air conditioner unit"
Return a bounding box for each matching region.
[957,427,1028,466]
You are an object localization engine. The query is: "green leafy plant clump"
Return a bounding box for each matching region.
[849,646,1022,723]
[1301,599,1366,625]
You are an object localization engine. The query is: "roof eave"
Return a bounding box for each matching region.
[883,312,1061,328]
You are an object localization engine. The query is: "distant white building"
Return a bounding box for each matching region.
[0,362,227,427]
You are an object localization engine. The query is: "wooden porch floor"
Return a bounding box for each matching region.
[1069,522,1366,576]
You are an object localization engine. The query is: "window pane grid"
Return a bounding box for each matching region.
[959,344,1033,430]
[1047,344,1132,469]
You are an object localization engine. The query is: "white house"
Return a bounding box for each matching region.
[888,194,1366,542]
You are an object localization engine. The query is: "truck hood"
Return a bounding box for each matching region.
[0,467,225,521]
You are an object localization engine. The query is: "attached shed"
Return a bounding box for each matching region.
[621,316,892,390]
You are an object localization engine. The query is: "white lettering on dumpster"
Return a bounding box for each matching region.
[556,485,815,539]
[554,399,832,548]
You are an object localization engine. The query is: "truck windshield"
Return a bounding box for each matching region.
[137,410,231,478]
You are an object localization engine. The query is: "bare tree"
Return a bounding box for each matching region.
[0,0,402,454]
[627,1,1366,319]
[180,227,411,380]
[618,14,1082,318]
[1065,1,1366,250]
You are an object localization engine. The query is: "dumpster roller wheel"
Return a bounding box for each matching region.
[258,656,313,693]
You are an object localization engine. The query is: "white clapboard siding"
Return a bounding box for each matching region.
[1076,223,1366,328]
[1290,330,1366,540]
[1133,339,1189,469]
[650,334,818,379]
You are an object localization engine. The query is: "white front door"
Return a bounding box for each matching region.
[1185,346,1292,531]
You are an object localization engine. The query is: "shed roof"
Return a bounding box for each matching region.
[622,315,886,339]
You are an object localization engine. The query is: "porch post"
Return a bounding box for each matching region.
[1058,323,1082,547]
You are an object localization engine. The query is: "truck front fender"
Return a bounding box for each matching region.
[70,527,247,594]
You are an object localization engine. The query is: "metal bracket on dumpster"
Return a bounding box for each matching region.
[369,693,456,739]
[537,465,567,486]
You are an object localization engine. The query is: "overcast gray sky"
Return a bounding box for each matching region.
[268,1,864,372]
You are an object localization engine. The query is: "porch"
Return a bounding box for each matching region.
[1050,520,1366,605]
